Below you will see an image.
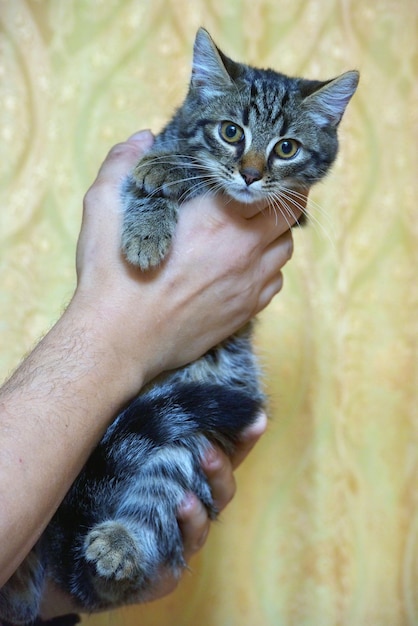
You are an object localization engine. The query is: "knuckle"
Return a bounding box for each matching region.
[195,525,210,551]
[107,141,132,160]
[282,232,294,260]
[231,246,258,277]
[218,476,237,510]
[83,180,107,210]
[228,481,237,504]
[83,185,98,211]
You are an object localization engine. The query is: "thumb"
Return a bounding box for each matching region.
[95,129,154,183]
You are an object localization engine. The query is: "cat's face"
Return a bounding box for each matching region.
[188,80,340,205]
[184,28,359,205]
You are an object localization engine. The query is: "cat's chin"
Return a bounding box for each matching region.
[228,187,265,205]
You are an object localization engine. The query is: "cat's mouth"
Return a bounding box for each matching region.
[228,185,265,204]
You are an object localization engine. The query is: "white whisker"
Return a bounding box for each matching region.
[265,185,335,247]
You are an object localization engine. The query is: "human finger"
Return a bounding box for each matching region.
[261,228,294,272]
[94,129,154,183]
[177,493,211,561]
[201,446,237,512]
[245,189,309,241]
[230,411,268,470]
[82,130,154,222]
[76,131,154,279]
[246,230,293,315]
[254,271,285,313]
[139,491,214,602]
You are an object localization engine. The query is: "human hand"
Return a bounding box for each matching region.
[73,131,307,399]
[135,411,268,602]
[3,130,304,611]
[40,413,267,616]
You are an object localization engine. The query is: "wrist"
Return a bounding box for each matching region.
[64,289,150,406]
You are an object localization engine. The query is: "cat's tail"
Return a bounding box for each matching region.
[112,380,264,454]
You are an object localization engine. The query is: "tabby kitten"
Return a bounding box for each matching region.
[0,28,358,622]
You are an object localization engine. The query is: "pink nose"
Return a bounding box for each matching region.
[240,167,262,186]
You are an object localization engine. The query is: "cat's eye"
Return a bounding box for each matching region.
[274,139,300,159]
[219,121,244,144]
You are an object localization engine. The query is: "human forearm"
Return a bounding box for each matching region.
[0,301,144,585]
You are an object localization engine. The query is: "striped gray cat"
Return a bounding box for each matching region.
[0,28,358,622]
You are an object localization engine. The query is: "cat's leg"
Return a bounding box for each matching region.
[0,547,45,624]
[121,152,190,269]
[54,381,261,610]
[121,192,178,269]
[80,380,263,606]
[81,442,210,606]
[82,519,161,605]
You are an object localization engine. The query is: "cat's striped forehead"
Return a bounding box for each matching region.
[245,77,293,135]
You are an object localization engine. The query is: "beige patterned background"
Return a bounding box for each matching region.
[1,1,417,624]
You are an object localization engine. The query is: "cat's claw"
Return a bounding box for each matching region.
[85,521,140,581]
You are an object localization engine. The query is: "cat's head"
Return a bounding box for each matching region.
[182,28,359,205]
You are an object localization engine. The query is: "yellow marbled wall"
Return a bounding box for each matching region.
[1,0,417,624]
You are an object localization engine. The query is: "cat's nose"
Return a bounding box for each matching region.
[240,167,262,186]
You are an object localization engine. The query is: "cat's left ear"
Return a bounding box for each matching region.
[302,70,360,127]
[190,28,240,99]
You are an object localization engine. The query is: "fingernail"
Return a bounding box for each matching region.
[241,411,268,440]
[204,445,219,467]
[179,493,195,514]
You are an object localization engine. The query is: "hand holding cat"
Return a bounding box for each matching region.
[0,130,299,616]
[134,411,268,605]
[37,415,268,616]
[61,129,301,609]
[75,130,306,397]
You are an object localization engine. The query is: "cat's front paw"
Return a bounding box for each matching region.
[121,193,178,270]
[85,521,140,581]
[122,230,172,270]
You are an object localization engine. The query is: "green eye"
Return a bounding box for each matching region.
[219,121,244,144]
[274,139,300,159]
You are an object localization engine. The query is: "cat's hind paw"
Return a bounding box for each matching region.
[84,521,141,581]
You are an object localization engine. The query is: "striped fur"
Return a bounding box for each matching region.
[0,29,358,622]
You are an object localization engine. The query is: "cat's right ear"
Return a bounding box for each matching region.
[190,28,236,99]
